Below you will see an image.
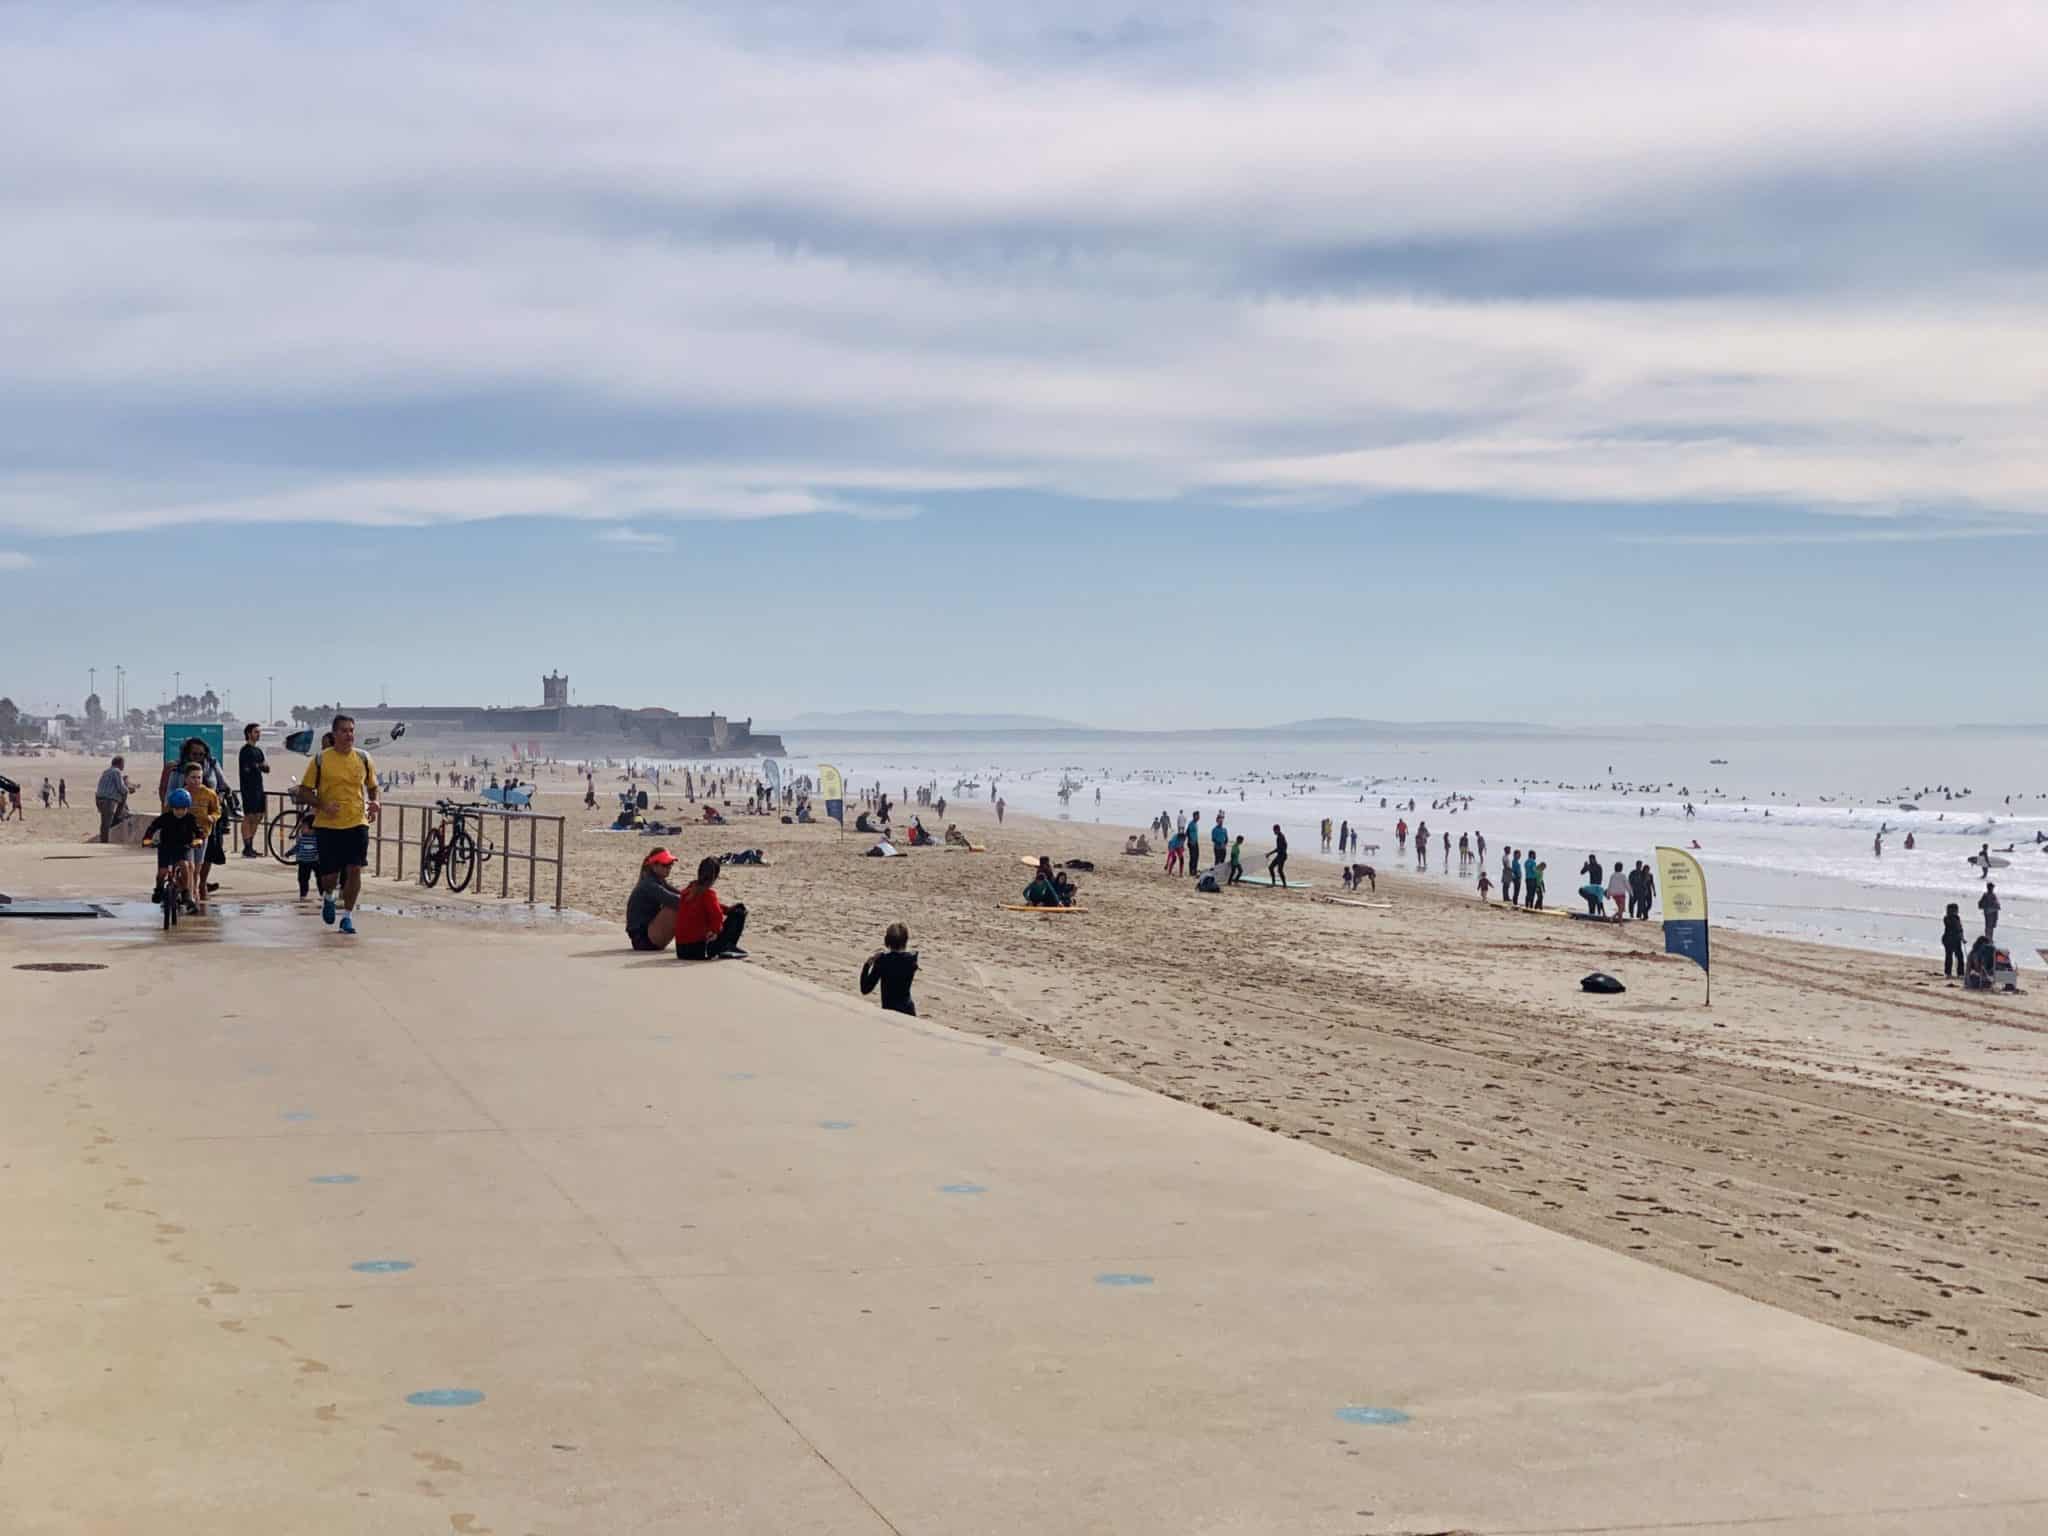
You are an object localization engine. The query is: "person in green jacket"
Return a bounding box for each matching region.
[1227,834,1245,886]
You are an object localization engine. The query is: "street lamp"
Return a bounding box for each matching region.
[268,676,275,724]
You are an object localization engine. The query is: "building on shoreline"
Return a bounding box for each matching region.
[338,674,785,757]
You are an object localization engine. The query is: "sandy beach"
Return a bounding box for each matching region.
[9,746,2047,1398]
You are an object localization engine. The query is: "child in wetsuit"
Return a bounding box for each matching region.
[859,922,919,1016]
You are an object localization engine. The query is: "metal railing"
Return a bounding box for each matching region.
[369,800,568,909]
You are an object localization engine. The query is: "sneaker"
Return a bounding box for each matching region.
[718,947,750,960]
[321,894,336,925]
[240,847,260,859]
[338,914,356,936]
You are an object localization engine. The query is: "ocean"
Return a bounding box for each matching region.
[784,725,2047,968]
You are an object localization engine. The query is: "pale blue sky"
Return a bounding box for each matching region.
[3,1,2044,726]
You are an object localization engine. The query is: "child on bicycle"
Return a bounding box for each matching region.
[157,788,200,914]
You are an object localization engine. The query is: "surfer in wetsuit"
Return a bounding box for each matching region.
[1267,825,1289,887]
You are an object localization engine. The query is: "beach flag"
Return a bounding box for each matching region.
[818,763,844,828]
[1656,846,1711,1004]
[762,756,783,794]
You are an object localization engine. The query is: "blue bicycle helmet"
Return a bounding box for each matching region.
[167,788,192,809]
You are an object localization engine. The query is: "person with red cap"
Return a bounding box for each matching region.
[674,856,748,960]
[625,848,682,951]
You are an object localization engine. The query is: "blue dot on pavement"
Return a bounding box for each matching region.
[1095,1273,1154,1287]
[407,1389,484,1408]
[820,1120,856,1130]
[725,1072,756,1081]
[280,1111,316,1122]
[939,1183,987,1195]
[310,1174,360,1185]
[350,1259,415,1274]
[1335,1406,1410,1426]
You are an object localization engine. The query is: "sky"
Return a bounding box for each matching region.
[2,0,2045,728]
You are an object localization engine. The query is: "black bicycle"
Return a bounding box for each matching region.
[264,793,305,865]
[420,800,491,892]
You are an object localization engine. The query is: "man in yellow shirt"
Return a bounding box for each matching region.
[297,713,379,935]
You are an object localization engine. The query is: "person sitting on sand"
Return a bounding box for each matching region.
[1123,833,1150,855]
[674,856,747,960]
[625,848,682,951]
[701,804,727,825]
[859,922,919,1016]
[1023,857,1073,908]
[949,824,974,847]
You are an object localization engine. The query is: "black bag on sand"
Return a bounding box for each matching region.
[1580,972,1626,994]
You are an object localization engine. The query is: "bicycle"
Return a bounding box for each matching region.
[420,800,492,892]
[159,854,194,929]
[265,794,307,865]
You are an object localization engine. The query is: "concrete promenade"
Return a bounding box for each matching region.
[3,844,2047,1533]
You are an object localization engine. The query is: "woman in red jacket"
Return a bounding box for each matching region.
[674,856,748,960]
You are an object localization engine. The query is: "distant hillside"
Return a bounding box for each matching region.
[776,710,1088,732]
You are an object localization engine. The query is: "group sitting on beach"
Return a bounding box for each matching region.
[1023,857,1077,908]
[625,849,747,959]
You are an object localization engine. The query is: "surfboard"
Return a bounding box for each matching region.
[1969,855,2011,869]
[1002,904,1088,914]
[1324,897,1392,909]
[1235,879,1313,890]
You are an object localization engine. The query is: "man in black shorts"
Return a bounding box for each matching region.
[238,722,269,857]
[297,714,378,937]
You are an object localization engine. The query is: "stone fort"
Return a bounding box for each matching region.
[342,673,785,757]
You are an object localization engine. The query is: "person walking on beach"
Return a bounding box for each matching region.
[1228,834,1245,885]
[237,722,270,858]
[1941,903,1967,977]
[1414,821,1429,871]
[1267,825,1289,887]
[57,778,67,807]
[1188,811,1204,877]
[1339,819,1350,857]
[94,755,130,842]
[296,714,378,936]
[1211,814,1228,874]
[1442,830,1451,871]
[1606,858,1628,922]
[995,797,1005,825]
[1396,818,1408,854]
[860,923,918,1016]
[1522,849,1541,909]
[1475,831,1485,865]
[1503,847,1519,906]
[1979,883,2000,939]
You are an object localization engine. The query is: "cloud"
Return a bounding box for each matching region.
[1619,524,2044,547]
[1,1,2044,536]
[0,551,30,570]
[596,526,674,550]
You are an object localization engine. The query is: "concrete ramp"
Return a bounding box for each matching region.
[2,909,2046,1533]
